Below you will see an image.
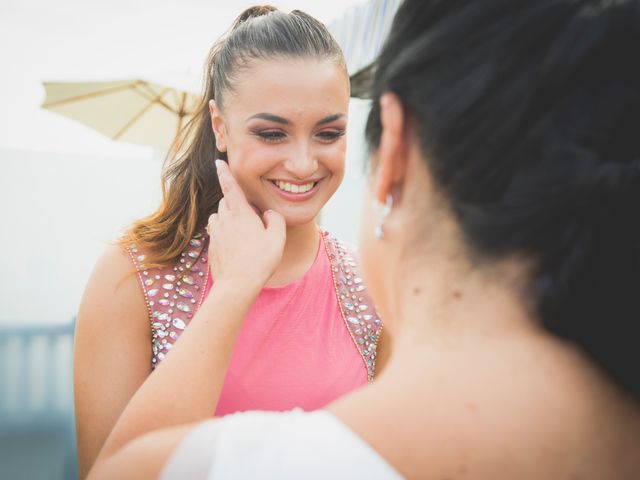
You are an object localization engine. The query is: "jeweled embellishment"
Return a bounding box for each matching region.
[172,318,186,330]
[177,302,191,313]
[130,236,208,368]
[322,231,382,383]
[177,288,194,299]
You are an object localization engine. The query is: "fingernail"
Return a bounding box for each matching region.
[215,159,224,171]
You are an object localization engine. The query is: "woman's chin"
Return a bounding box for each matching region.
[282,213,319,228]
[268,207,320,229]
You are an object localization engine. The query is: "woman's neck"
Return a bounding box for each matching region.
[379,250,540,377]
[264,221,320,288]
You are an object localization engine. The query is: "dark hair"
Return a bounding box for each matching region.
[367,0,640,397]
[122,5,346,267]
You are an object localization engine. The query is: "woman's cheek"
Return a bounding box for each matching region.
[323,143,347,176]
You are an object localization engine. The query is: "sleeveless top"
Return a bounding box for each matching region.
[126,230,382,415]
[161,409,402,479]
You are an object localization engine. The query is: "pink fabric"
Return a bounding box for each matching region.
[205,234,368,416]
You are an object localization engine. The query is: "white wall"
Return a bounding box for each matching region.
[0,148,162,325]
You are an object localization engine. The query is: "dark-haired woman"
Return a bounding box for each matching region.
[87,0,640,478]
[74,6,386,479]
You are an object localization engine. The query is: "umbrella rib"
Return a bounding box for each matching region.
[112,89,169,141]
[42,83,135,108]
[134,81,163,103]
[133,82,181,115]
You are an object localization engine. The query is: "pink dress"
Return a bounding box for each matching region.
[126,230,382,415]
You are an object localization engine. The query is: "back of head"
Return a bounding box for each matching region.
[366,0,640,398]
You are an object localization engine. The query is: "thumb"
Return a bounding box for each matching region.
[263,209,286,237]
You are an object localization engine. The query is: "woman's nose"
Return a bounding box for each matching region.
[284,143,318,179]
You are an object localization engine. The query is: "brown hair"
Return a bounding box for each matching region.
[121,5,346,267]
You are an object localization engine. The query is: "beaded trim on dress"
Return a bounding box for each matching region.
[321,231,382,382]
[125,233,209,367]
[126,230,382,380]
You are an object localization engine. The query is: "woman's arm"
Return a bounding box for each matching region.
[74,245,152,479]
[88,160,286,478]
[89,424,198,480]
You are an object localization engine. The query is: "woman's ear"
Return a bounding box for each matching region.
[373,92,409,204]
[209,100,227,152]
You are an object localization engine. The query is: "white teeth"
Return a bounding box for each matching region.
[274,180,315,193]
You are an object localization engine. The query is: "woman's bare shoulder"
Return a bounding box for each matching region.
[327,338,640,479]
[77,242,149,332]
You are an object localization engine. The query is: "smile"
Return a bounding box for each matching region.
[266,178,324,202]
[272,180,317,194]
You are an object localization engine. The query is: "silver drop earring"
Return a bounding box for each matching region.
[372,194,393,239]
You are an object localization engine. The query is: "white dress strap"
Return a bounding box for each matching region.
[161,409,402,480]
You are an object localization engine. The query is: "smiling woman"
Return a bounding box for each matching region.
[73,5,386,480]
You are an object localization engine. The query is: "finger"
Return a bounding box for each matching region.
[262,209,286,237]
[218,197,229,214]
[207,213,218,235]
[215,159,250,211]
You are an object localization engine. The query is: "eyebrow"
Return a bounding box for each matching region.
[246,112,345,126]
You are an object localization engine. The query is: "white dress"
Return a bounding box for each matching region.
[161,409,403,479]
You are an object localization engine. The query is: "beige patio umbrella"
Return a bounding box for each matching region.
[41,77,201,150]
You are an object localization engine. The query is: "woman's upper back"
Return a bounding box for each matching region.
[328,330,640,479]
[126,229,383,414]
[158,331,640,479]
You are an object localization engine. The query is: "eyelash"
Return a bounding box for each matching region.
[256,131,286,143]
[254,130,346,144]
